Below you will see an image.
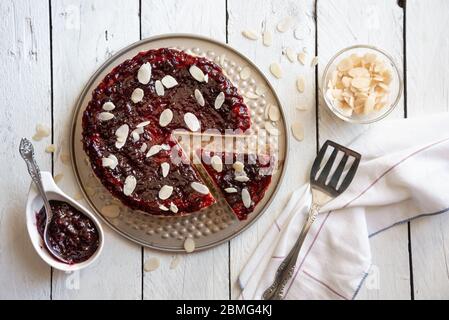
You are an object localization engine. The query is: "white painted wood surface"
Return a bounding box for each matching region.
[1,0,448,299]
[407,0,449,300]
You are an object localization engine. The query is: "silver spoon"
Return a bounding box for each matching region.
[19,138,69,263]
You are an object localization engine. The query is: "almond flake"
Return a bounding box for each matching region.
[146,145,162,157]
[45,144,56,153]
[184,112,200,131]
[60,153,70,165]
[233,161,245,173]
[161,75,178,88]
[262,31,272,47]
[144,257,160,272]
[337,58,353,72]
[137,121,150,128]
[123,175,137,196]
[265,121,281,136]
[137,62,151,84]
[159,108,173,127]
[285,47,296,63]
[191,182,209,194]
[242,30,259,40]
[131,88,144,103]
[214,92,225,110]
[169,203,178,214]
[235,175,250,182]
[204,74,209,83]
[189,65,205,82]
[161,144,170,151]
[242,188,251,208]
[310,56,319,67]
[98,112,114,121]
[225,187,238,193]
[131,130,140,142]
[269,63,282,79]
[268,105,280,122]
[276,17,293,33]
[102,101,116,111]
[135,126,144,134]
[364,93,376,114]
[240,67,251,80]
[351,77,371,89]
[184,237,195,253]
[348,67,370,78]
[161,162,170,177]
[211,155,223,173]
[140,143,148,153]
[297,52,307,65]
[194,89,205,106]
[101,205,120,218]
[296,77,305,93]
[291,122,304,141]
[155,80,165,96]
[159,204,169,211]
[102,154,118,169]
[73,192,83,201]
[115,124,129,149]
[36,124,50,137]
[159,185,173,200]
[296,105,308,111]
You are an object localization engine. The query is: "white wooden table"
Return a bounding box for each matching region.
[1,0,448,300]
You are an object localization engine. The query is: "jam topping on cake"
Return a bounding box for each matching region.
[200,151,275,220]
[82,48,251,215]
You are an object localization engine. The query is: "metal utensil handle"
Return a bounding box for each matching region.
[262,203,320,300]
[19,139,52,224]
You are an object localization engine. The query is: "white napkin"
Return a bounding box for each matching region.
[239,112,449,300]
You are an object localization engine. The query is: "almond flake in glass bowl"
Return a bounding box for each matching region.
[322,45,402,124]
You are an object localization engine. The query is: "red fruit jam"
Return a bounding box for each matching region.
[36,201,99,264]
[82,48,250,216]
[201,151,274,220]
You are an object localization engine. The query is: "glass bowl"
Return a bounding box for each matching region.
[321,45,402,124]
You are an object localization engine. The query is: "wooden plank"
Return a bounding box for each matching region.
[51,0,142,299]
[407,0,449,300]
[317,0,411,299]
[141,0,229,300]
[227,0,318,299]
[0,0,51,299]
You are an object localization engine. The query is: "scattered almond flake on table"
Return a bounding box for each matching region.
[285,47,296,63]
[170,255,182,270]
[102,101,115,111]
[184,112,200,131]
[144,257,160,272]
[33,124,50,140]
[123,175,137,196]
[276,16,293,33]
[291,122,304,141]
[211,155,223,172]
[269,63,282,79]
[214,92,225,110]
[159,108,173,127]
[45,144,56,153]
[54,173,64,184]
[131,88,144,103]
[297,52,307,65]
[194,89,205,106]
[98,112,114,121]
[268,105,280,122]
[310,56,319,67]
[242,30,259,40]
[101,204,120,218]
[240,67,251,80]
[191,182,209,194]
[296,76,305,93]
[161,162,170,178]
[137,62,151,84]
[262,30,272,47]
[159,185,173,200]
[161,75,178,89]
[189,65,205,82]
[242,188,251,208]
[184,237,196,253]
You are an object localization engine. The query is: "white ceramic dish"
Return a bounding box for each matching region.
[26,171,104,271]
